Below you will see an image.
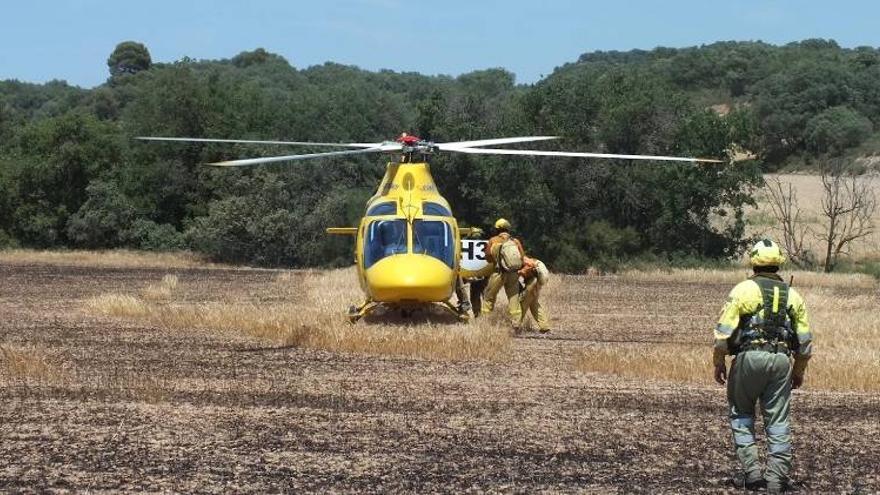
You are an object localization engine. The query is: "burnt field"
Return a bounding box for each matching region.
[1,260,878,493]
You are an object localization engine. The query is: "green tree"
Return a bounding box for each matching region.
[805,106,873,154]
[230,48,289,69]
[4,113,123,247]
[107,41,152,77]
[66,181,137,248]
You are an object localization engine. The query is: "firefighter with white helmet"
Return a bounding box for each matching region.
[482,218,525,325]
[713,239,813,493]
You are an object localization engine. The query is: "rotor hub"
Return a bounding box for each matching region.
[395,132,439,161]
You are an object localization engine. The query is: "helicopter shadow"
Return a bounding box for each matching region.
[359,306,467,326]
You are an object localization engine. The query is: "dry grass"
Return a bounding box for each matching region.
[577,270,880,392]
[619,268,878,289]
[141,274,179,301]
[84,268,511,362]
[575,344,713,386]
[801,287,880,392]
[84,293,149,317]
[0,344,64,383]
[0,249,219,269]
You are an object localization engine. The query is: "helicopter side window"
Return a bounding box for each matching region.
[422,202,451,216]
[367,202,397,216]
[413,220,454,267]
[364,219,407,268]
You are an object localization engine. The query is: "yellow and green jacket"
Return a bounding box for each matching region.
[713,273,812,376]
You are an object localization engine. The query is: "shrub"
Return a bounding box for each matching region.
[124,219,185,251]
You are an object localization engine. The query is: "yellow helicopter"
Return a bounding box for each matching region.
[138,133,720,322]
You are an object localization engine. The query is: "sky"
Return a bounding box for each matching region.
[2,0,880,88]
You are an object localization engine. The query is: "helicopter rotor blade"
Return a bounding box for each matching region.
[208,146,392,167]
[437,136,559,149]
[136,136,383,148]
[449,147,724,164]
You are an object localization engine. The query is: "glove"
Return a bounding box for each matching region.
[792,374,804,390]
[714,363,727,386]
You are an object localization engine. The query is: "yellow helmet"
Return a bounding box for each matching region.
[494,218,511,230]
[749,239,786,267]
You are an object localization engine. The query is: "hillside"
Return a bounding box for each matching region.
[1,40,879,269]
[557,40,880,168]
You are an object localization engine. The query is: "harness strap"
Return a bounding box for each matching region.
[737,275,792,354]
[755,276,789,331]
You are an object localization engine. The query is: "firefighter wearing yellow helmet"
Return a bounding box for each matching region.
[493,218,511,231]
[482,218,525,325]
[713,239,812,493]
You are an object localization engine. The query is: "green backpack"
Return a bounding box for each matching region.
[498,239,523,272]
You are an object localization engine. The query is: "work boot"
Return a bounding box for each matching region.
[745,477,766,491]
[734,470,765,491]
[766,480,787,494]
[538,328,551,334]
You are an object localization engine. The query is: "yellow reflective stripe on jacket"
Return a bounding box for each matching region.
[713,278,813,357]
[772,286,780,313]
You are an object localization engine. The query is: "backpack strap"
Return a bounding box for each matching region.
[754,276,789,331]
[741,276,791,352]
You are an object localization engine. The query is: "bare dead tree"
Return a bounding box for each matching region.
[764,176,814,268]
[817,160,877,272]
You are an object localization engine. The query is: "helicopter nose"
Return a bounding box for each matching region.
[365,254,455,302]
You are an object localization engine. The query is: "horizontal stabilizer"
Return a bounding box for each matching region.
[326,227,358,235]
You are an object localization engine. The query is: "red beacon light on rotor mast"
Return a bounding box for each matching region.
[396,132,422,146]
[396,132,433,162]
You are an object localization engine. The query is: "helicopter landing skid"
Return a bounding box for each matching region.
[441,301,471,322]
[346,300,469,323]
[347,301,380,324]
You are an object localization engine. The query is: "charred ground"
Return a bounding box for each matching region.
[1,262,878,493]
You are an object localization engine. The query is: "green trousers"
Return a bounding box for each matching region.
[727,350,793,486]
[481,271,522,324]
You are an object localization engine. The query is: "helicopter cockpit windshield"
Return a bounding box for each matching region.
[365,219,407,268]
[413,220,454,267]
[364,218,454,269]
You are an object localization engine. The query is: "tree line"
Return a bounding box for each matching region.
[1,40,877,270]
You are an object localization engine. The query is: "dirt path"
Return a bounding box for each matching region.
[1,263,877,493]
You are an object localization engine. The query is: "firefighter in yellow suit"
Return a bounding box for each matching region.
[713,239,812,494]
[481,218,524,325]
[518,256,550,333]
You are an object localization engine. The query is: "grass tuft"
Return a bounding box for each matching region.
[0,345,64,383]
[141,274,179,301]
[84,294,149,317]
